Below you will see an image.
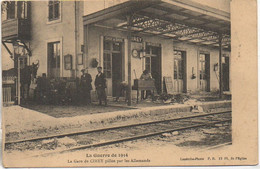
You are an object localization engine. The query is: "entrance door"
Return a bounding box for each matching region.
[173,50,186,93]
[222,55,230,91]
[47,41,60,78]
[103,39,123,97]
[112,53,122,97]
[199,53,210,91]
[146,45,162,94]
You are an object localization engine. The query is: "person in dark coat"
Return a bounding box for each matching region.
[94,66,107,106]
[140,69,153,100]
[80,68,92,105]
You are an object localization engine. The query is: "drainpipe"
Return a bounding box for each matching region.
[74,1,78,77]
[219,34,223,99]
[18,57,21,105]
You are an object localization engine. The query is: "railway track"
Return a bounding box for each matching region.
[5,110,231,154]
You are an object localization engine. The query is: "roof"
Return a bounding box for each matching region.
[83,0,230,50]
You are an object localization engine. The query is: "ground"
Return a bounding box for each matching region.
[21,102,131,118]
[4,122,231,167]
[3,96,232,167]
[66,122,231,152]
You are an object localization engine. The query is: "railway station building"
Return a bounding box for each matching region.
[82,0,231,103]
[2,0,231,105]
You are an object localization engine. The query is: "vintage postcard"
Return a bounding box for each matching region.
[1,0,258,167]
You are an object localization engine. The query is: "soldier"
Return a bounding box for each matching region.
[80,68,92,105]
[94,66,107,106]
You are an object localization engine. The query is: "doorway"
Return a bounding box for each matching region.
[199,53,210,92]
[47,41,60,78]
[173,50,187,93]
[145,44,162,94]
[103,39,123,97]
[222,55,230,91]
[112,53,122,96]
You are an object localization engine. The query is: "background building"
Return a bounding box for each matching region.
[2,1,84,78]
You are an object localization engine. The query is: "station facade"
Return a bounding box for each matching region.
[82,0,231,99]
[2,0,231,102]
[85,25,230,97]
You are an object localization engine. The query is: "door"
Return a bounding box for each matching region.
[146,45,162,94]
[112,53,122,97]
[173,50,186,93]
[47,42,60,78]
[222,55,230,91]
[103,39,123,97]
[199,53,210,91]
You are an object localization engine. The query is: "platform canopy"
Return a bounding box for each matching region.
[83,0,231,50]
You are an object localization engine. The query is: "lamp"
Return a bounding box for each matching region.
[139,48,146,58]
[191,67,196,79]
[13,41,19,54]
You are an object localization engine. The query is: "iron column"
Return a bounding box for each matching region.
[127,15,133,106]
[219,34,223,99]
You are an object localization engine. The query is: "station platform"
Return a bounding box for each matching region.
[3,100,231,143]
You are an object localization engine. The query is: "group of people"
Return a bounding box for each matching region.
[80,66,107,106]
[80,67,154,105]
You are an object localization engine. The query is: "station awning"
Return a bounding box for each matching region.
[83,0,230,50]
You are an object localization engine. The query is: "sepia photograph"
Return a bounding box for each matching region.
[1,0,257,167]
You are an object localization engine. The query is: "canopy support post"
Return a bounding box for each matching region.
[127,15,133,106]
[219,34,223,99]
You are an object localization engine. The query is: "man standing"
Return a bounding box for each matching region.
[80,68,92,105]
[94,66,107,106]
[140,69,153,100]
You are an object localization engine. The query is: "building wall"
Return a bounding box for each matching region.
[30,1,84,78]
[84,0,128,15]
[171,42,230,92]
[87,25,230,96]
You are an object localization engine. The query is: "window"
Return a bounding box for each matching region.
[48,42,60,77]
[103,53,111,78]
[145,57,151,72]
[6,1,15,19]
[145,45,158,73]
[48,0,60,21]
[17,1,28,19]
[173,50,184,80]
[103,38,123,78]
[3,1,28,20]
[199,54,206,80]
